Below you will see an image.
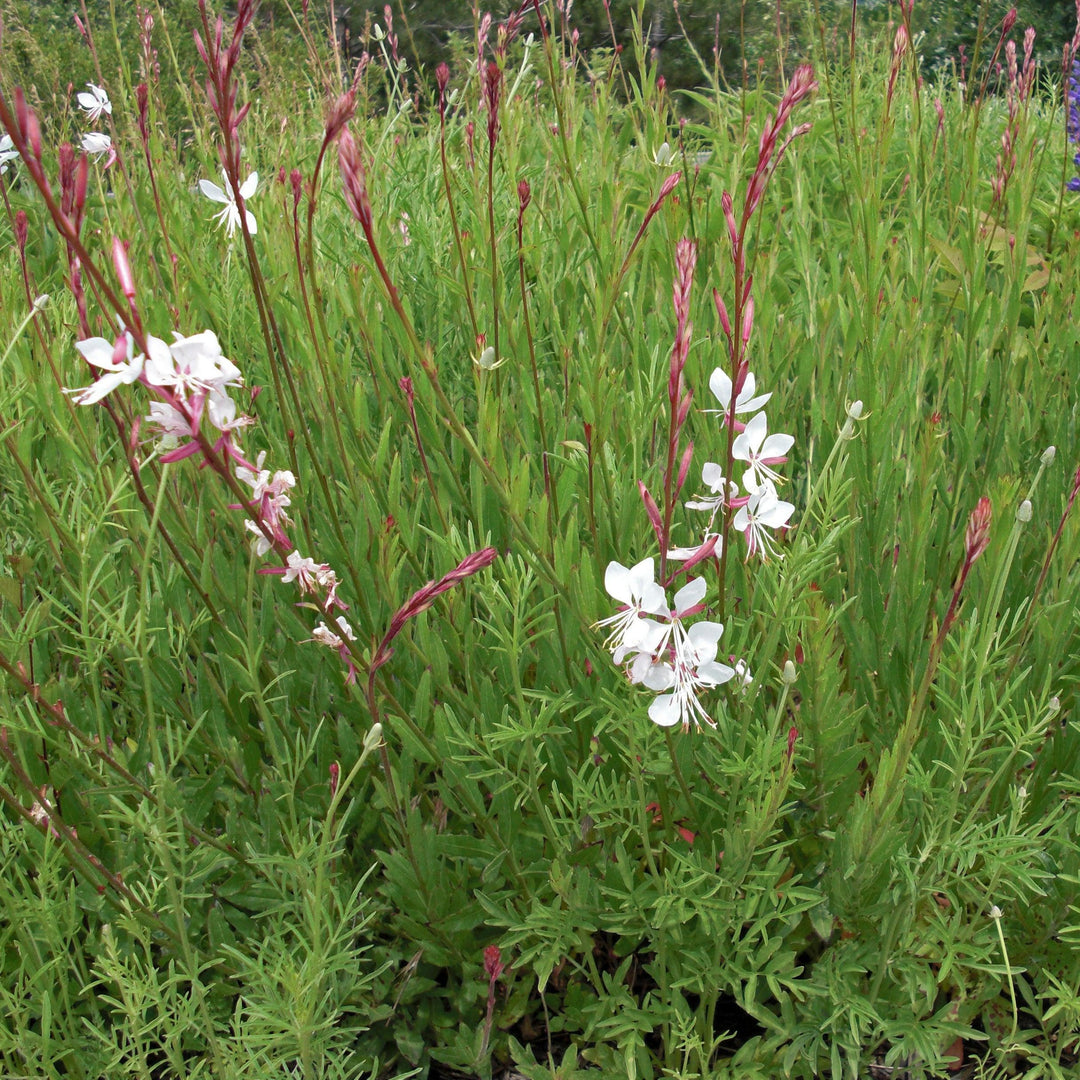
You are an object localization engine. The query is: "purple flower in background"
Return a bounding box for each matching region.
[1069,60,1080,192]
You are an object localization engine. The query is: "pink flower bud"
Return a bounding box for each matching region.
[658,171,681,201]
[713,289,731,337]
[112,237,136,299]
[338,128,372,230]
[638,480,663,536]
[483,945,504,982]
[964,496,992,566]
[741,296,754,344]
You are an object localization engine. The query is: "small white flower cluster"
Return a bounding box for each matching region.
[66,327,243,414]
[77,83,113,161]
[67,324,355,679]
[599,362,793,730]
[2,82,113,175]
[598,558,739,729]
[684,368,795,561]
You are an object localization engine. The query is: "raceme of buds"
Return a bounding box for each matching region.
[338,128,372,230]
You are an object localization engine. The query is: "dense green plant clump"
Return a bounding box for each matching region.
[2,1,1080,1078]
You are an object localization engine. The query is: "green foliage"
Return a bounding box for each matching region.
[1,2,1080,1078]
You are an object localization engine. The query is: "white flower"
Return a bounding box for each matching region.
[0,134,19,174]
[148,329,242,400]
[65,333,144,405]
[199,169,258,235]
[281,551,324,594]
[206,388,252,432]
[145,400,191,447]
[732,412,794,492]
[81,132,112,159]
[645,619,735,729]
[77,83,112,122]
[733,483,795,560]
[245,518,274,556]
[708,369,771,422]
[597,558,669,662]
[653,141,674,166]
[311,615,356,649]
[685,462,738,516]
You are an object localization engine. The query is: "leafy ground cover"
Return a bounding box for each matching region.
[1,2,1080,1078]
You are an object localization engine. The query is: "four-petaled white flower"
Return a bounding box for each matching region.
[65,332,144,405]
[145,401,191,448]
[282,551,325,594]
[147,329,242,400]
[732,412,794,493]
[685,462,739,517]
[733,483,795,560]
[81,132,112,159]
[311,615,356,650]
[199,170,258,236]
[77,83,112,122]
[0,134,19,174]
[596,558,668,662]
[637,604,735,729]
[708,368,772,423]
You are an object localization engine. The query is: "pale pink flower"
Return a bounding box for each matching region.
[145,400,191,447]
[281,551,325,594]
[245,518,274,556]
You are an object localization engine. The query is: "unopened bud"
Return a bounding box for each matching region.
[741,296,754,344]
[474,345,499,370]
[1041,445,1056,465]
[847,400,864,419]
[32,294,50,311]
[782,659,797,684]
[362,722,383,755]
[1016,499,1032,523]
[990,904,1003,920]
[112,236,136,299]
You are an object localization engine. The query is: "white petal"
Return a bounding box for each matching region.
[244,208,257,234]
[740,412,767,453]
[672,576,707,615]
[199,178,228,203]
[239,171,258,199]
[760,498,795,529]
[696,661,735,687]
[709,368,732,407]
[648,694,682,727]
[759,432,794,459]
[143,335,176,387]
[75,335,119,369]
[604,561,634,603]
[701,461,726,491]
[687,620,724,659]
